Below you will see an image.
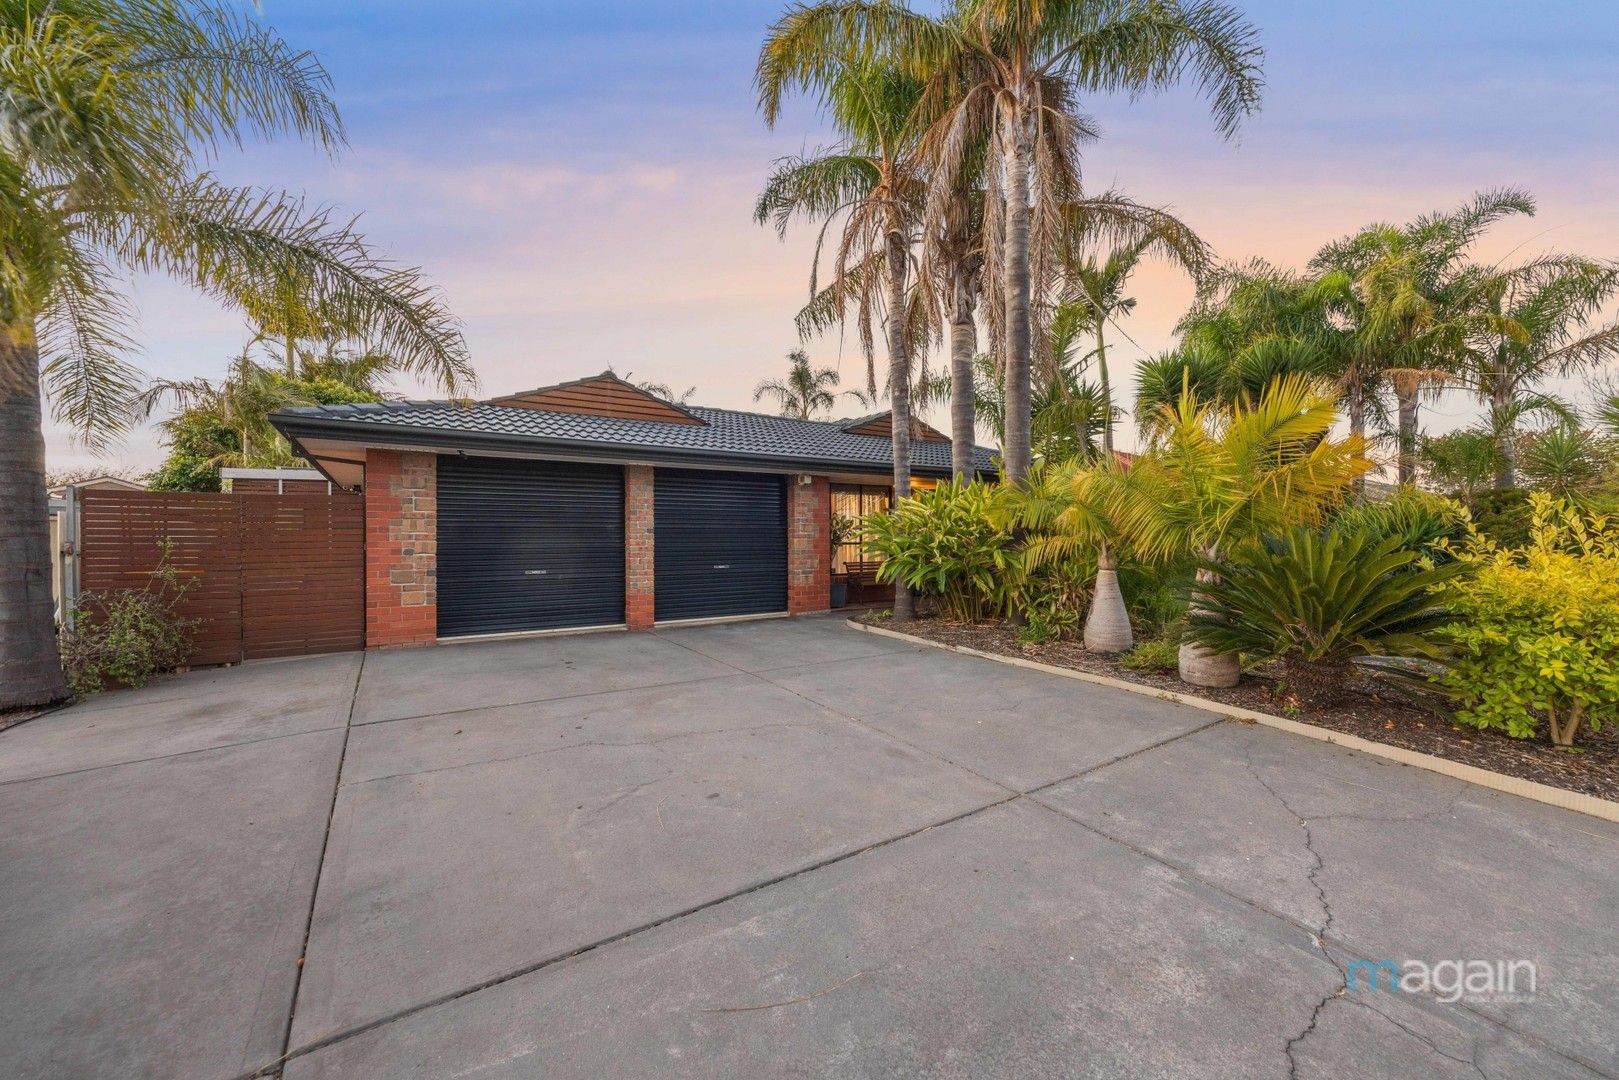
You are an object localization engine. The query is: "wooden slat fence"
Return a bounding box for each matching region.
[78,489,365,665]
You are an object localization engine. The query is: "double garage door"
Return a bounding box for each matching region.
[437,456,787,637]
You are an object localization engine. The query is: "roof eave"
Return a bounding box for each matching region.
[269,412,991,480]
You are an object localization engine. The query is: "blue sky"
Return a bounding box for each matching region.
[51,0,1619,469]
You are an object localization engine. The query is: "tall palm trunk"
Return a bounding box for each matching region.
[1395,387,1419,484]
[1000,102,1033,484]
[1492,356,1517,489]
[1179,546,1239,688]
[1,318,70,709]
[1095,320,1114,461]
[1344,365,1366,495]
[885,230,915,623]
[1083,543,1132,653]
[949,264,977,481]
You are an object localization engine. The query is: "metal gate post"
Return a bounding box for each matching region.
[61,485,79,632]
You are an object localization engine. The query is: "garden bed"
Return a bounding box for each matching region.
[860,612,1619,803]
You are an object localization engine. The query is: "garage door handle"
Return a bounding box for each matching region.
[712,564,730,570]
[524,569,548,576]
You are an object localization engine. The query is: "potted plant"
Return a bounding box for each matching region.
[830,512,856,608]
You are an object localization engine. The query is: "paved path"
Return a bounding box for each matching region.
[2,616,1615,1078]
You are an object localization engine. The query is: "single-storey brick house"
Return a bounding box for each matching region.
[271,372,995,648]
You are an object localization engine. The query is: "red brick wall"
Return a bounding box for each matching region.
[788,475,831,615]
[365,450,437,648]
[625,465,655,630]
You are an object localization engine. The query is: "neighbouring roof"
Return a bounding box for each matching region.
[219,467,326,480]
[838,411,950,443]
[46,475,146,497]
[489,372,707,426]
[271,377,997,481]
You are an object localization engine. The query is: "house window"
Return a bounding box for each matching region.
[831,484,892,573]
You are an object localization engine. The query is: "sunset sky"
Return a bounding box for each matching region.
[48,0,1619,471]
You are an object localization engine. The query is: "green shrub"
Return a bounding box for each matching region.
[1332,488,1467,558]
[866,480,1018,622]
[1439,495,1619,746]
[60,543,198,696]
[1120,556,1192,637]
[1187,526,1461,706]
[1466,487,1533,549]
[147,412,239,492]
[1120,638,1179,673]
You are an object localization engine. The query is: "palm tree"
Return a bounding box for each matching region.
[754,349,846,419]
[757,40,934,620]
[1134,334,1335,424]
[1059,221,1209,458]
[1008,456,1135,653]
[1,3,473,710]
[1103,375,1371,686]
[1310,189,1536,483]
[915,0,1263,482]
[1036,303,1111,462]
[921,153,987,481]
[1463,258,1619,487]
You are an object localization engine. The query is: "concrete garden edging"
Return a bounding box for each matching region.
[847,618,1619,825]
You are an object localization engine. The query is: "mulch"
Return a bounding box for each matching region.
[862,613,1619,804]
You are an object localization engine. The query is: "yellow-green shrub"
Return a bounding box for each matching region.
[866,481,1019,621]
[1439,495,1619,746]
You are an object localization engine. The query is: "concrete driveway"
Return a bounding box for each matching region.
[3,616,1616,1079]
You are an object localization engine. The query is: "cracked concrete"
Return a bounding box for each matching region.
[3,616,1616,1079]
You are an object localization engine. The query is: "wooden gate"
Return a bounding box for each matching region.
[77,489,365,665]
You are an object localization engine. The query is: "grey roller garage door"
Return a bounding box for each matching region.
[437,455,625,636]
[654,468,787,622]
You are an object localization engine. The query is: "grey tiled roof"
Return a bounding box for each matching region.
[272,400,997,477]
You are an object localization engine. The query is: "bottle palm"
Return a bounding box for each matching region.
[1102,374,1373,686]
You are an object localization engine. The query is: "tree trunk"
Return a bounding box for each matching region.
[949,265,977,483]
[1000,105,1033,484]
[1282,656,1348,709]
[1096,320,1114,462]
[885,230,915,623]
[1,318,71,709]
[1492,365,1516,490]
[1083,544,1132,653]
[1345,367,1366,496]
[1179,550,1239,688]
[1396,387,1419,485]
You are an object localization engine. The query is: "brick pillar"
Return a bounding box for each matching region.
[365,450,437,648]
[624,465,655,629]
[787,475,830,615]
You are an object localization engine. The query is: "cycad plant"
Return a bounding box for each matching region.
[2,2,471,709]
[1186,527,1461,707]
[1105,374,1372,686]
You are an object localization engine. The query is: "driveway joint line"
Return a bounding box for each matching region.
[341,721,811,790]
[348,670,748,728]
[269,651,367,1080]
[234,788,1021,1079]
[0,722,350,789]
[238,685,1232,1075]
